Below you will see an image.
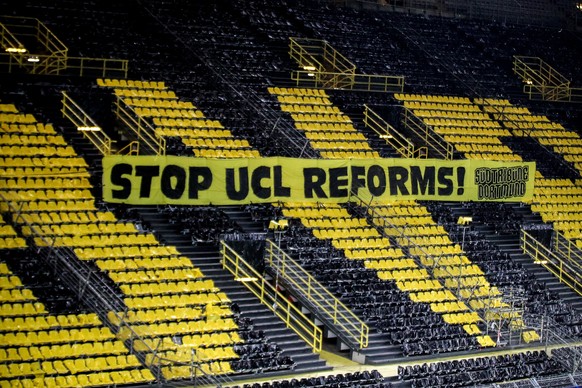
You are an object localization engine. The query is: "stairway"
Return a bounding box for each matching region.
[220,205,267,234]
[262,251,405,365]
[444,202,582,315]
[358,334,404,365]
[482,225,582,314]
[139,204,480,366]
[133,206,331,376]
[218,205,414,364]
[499,236,582,312]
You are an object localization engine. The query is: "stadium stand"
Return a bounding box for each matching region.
[1,0,582,387]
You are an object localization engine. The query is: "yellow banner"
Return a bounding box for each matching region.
[102,156,535,205]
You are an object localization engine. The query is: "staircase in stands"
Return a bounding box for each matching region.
[132,205,332,377]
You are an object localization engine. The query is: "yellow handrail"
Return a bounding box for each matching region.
[0,20,27,65]
[62,56,128,78]
[289,37,356,74]
[553,230,582,268]
[265,239,369,349]
[402,107,454,160]
[513,56,582,103]
[117,141,140,155]
[0,15,128,77]
[288,37,403,92]
[520,230,582,297]
[363,104,417,158]
[114,97,166,156]
[289,37,326,72]
[291,70,404,92]
[321,39,356,74]
[61,91,113,156]
[220,241,323,353]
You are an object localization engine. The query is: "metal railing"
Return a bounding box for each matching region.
[402,107,454,160]
[60,55,128,78]
[0,15,128,77]
[534,314,582,374]
[520,229,582,297]
[553,230,582,265]
[61,91,113,156]
[117,141,140,155]
[363,104,425,158]
[220,241,323,353]
[113,96,166,156]
[0,18,27,68]
[289,37,356,74]
[0,15,67,74]
[288,37,403,92]
[289,37,326,73]
[513,56,582,103]
[0,52,129,78]
[264,239,369,350]
[291,70,404,93]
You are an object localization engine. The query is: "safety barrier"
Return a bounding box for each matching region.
[220,241,323,353]
[513,56,582,103]
[363,104,425,158]
[0,15,128,78]
[289,37,356,74]
[61,92,113,156]
[264,240,368,350]
[113,97,166,156]
[289,37,403,92]
[553,231,582,264]
[291,70,404,93]
[402,107,454,160]
[521,230,582,297]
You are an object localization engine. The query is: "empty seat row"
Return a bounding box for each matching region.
[94,256,193,271]
[0,145,76,157]
[124,292,230,309]
[106,305,230,325]
[0,123,56,134]
[118,279,217,296]
[116,318,237,337]
[74,245,179,260]
[192,148,260,158]
[0,313,101,331]
[0,134,65,145]
[123,97,194,109]
[155,126,231,138]
[268,87,327,97]
[0,354,142,378]
[2,189,93,202]
[113,88,176,99]
[97,78,165,89]
[0,327,114,346]
[0,157,88,168]
[1,368,155,388]
[0,340,127,361]
[0,113,36,124]
[133,107,204,119]
[15,211,116,225]
[108,268,204,283]
[0,177,90,189]
[34,233,157,248]
[21,222,137,237]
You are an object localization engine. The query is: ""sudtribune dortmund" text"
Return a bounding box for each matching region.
[474,166,529,200]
